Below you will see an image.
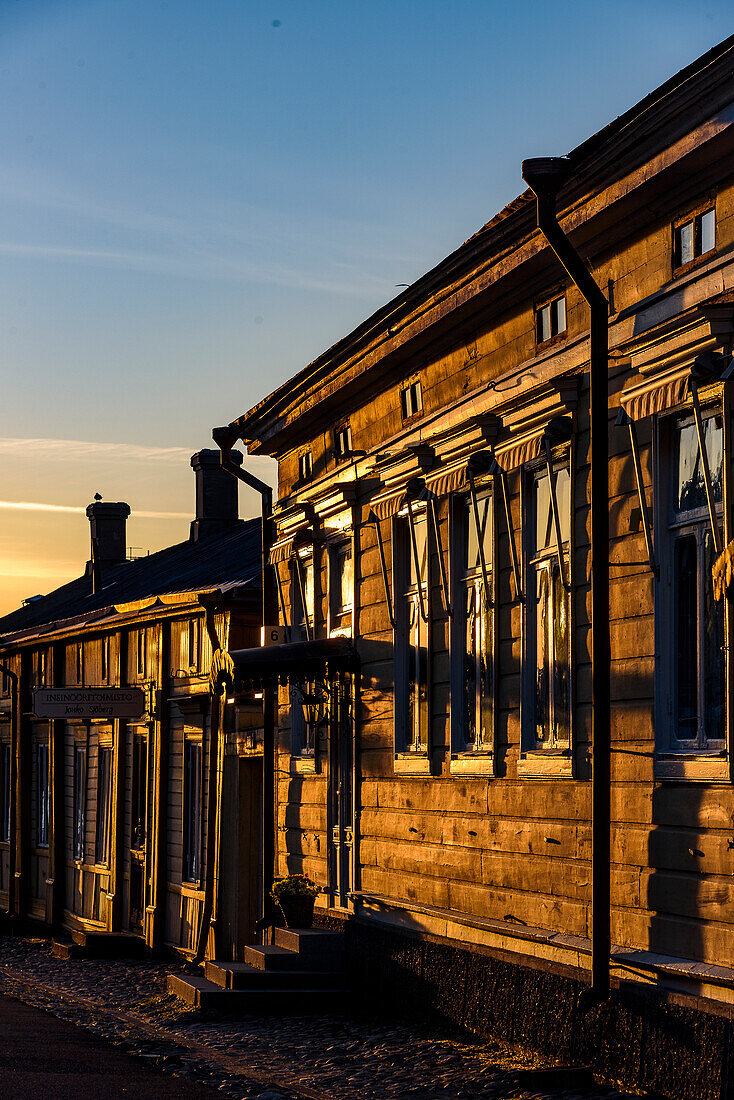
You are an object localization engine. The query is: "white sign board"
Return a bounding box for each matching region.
[261,626,286,646]
[33,687,146,720]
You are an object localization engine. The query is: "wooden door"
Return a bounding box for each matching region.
[328,677,353,908]
[129,732,148,933]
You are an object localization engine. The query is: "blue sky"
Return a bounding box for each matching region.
[1,0,732,613]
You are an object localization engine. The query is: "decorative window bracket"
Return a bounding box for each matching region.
[370,511,396,629]
[543,432,570,593]
[615,408,658,576]
[467,457,493,609]
[689,377,723,555]
[273,563,292,640]
[293,553,312,641]
[489,459,523,602]
[428,496,452,618]
[405,497,429,624]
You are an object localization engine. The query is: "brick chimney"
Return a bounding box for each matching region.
[189,449,242,542]
[86,500,130,592]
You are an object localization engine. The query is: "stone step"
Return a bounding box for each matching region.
[273,927,345,954]
[167,972,346,1014]
[51,938,79,959]
[205,959,347,991]
[70,930,147,959]
[244,944,343,972]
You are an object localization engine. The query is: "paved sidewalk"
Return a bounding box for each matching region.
[0,937,642,1100]
[0,993,220,1099]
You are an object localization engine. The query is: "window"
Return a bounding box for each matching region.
[33,649,46,688]
[136,629,146,678]
[1,671,8,697]
[1,744,11,843]
[299,450,313,481]
[131,734,147,850]
[76,642,84,685]
[673,208,715,269]
[452,491,494,758]
[536,295,566,344]
[73,745,86,860]
[661,410,725,751]
[292,554,314,642]
[400,379,423,421]
[187,619,199,672]
[36,742,49,848]
[524,456,571,755]
[329,542,353,637]
[334,424,352,461]
[183,739,202,883]
[96,746,112,865]
[101,636,110,683]
[395,509,429,761]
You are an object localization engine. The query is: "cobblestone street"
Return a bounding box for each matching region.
[0,937,645,1100]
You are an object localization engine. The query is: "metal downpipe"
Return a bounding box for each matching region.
[213,427,276,935]
[522,158,611,999]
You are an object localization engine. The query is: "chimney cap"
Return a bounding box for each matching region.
[85,500,131,519]
[191,448,243,471]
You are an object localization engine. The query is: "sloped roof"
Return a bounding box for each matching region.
[0,519,261,643]
[229,34,734,449]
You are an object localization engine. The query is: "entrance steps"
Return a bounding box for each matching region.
[167,926,347,1012]
[52,930,147,959]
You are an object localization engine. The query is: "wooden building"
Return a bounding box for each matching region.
[0,449,263,961]
[213,37,734,1096]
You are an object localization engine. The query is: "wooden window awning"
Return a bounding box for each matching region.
[269,537,295,564]
[619,369,690,421]
[369,492,406,522]
[210,637,359,695]
[425,465,469,497]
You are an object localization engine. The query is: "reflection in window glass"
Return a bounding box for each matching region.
[37,743,49,848]
[527,458,571,752]
[398,513,429,755]
[458,494,493,753]
[667,410,725,749]
[675,417,723,513]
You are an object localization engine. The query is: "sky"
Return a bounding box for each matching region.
[1,0,733,615]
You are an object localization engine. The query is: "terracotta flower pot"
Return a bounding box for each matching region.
[278,894,315,928]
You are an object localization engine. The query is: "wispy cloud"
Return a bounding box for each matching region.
[0,437,192,463]
[0,560,81,580]
[0,436,277,482]
[0,500,190,519]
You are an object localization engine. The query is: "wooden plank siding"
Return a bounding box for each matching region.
[256,101,734,994]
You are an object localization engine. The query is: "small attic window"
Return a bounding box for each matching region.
[334,424,352,461]
[299,451,313,481]
[536,295,566,344]
[673,207,715,269]
[400,379,423,421]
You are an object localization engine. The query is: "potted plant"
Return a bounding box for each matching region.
[271,874,319,928]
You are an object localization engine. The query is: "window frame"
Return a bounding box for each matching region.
[136,629,147,678]
[36,740,49,849]
[400,377,423,422]
[333,423,353,462]
[393,505,431,774]
[0,742,11,844]
[327,538,354,639]
[672,202,716,275]
[182,735,203,885]
[73,743,86,862]
[654,393,729,779]
[519,441,574,778]
[75,642,84,686]
[95,742,112,867]
[289,547,319,768]
[450,483,497,775]
[535,293,567,347]
[298,450,313,482]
